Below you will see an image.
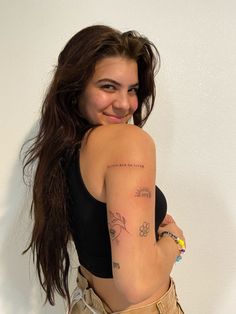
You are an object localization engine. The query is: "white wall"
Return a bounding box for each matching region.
[1,0,236,313]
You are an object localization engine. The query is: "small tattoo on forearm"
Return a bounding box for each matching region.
[113,262,120,270]
[108,163,144,169]
[109,211,129,243]
[135,187,151,198]
[139,222,150,237]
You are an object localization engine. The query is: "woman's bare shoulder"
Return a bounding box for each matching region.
[87,124,155,151]
[80,124,156,203]
[81,125,156,177]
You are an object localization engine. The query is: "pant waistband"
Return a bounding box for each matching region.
[70,268,183,314]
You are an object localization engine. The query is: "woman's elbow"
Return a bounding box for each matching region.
[113,275,157,304]
[125,286,152,304]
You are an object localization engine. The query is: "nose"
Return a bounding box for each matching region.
[113,91,130,112]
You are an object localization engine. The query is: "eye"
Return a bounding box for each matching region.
[128,87,139,95]
[101,84,116,91]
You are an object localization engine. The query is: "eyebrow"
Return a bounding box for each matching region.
[96,78,139,89]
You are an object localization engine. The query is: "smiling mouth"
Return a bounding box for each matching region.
[103,113,127,119]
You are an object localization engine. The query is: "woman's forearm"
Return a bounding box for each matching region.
[112,233,181,304]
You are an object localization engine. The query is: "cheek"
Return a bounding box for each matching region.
[132,98,139,112]
[90,92,110,110]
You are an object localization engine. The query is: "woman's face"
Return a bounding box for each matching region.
[79,56,139,125]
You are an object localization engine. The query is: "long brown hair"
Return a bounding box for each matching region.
[23,24,160,307]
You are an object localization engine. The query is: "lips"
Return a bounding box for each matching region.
[103,113,125,119]
[103,113,128,124]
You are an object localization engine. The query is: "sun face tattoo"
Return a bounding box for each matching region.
[135,187,151,198]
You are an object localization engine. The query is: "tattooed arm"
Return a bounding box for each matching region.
[103,124,183,304]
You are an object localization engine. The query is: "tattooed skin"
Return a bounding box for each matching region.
[135,187,151,198]
[113,262,120,270]
[108,211,129,243]
[107,163,144,169]
[139,222,150,237]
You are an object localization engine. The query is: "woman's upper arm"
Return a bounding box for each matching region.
[104,125,157,299]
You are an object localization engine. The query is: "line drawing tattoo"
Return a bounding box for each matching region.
[139,222,150,237]
[135,187,151,198]
[107,163,144,169]
[113,262,120,270]
[108,211,129,243]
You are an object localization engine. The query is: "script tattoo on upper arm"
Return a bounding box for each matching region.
[139,222,150,237]
[107,163,144,169]
[135,187,152,198]
[108,211,129,243]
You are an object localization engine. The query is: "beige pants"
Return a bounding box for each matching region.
[69,269,184,314]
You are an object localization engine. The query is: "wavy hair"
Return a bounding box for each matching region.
[23,25,160,308]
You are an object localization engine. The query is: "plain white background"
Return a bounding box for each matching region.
[1,0,236,313]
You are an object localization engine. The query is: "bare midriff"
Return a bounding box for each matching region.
[80,265,170,312]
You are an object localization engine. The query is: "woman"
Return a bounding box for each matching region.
[23,25,185,313]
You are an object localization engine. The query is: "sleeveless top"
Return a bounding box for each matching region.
[67,153,167,278]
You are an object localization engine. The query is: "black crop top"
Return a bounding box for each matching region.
[67,155,167,278]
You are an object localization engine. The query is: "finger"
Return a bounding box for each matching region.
[161,214,175,226]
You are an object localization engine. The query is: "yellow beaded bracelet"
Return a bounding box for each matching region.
[160,231,186,262]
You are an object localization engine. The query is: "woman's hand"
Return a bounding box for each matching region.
[158,213,186,248]
[160,213,175,227]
